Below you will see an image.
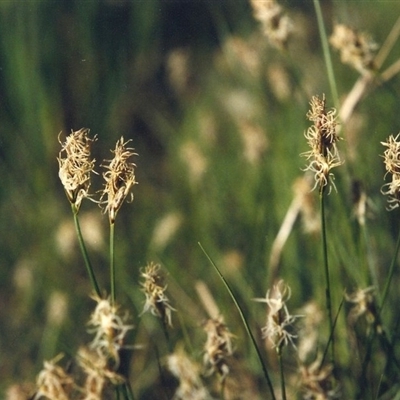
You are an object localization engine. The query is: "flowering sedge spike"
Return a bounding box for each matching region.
[203,316,234,382]
[100,137,137,224]
[381,134,400,210]
[254,280,302,349]
[76,346,125,399]
[300,356,338,399]
[249,0,293,50]
[297,302,323,363]
[167,347,210,400]
[345,286,380,332]
[58,128,97,212]
[330,24,377,75]
[34,354,73,400]
[78,347,106,400]
[302,94,343,193]
[140,262,176,327]
[87,296,134,368]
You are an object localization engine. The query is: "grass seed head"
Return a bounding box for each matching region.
[58,128,97,212]
[300,356,339,400]
[330,23,377,74]
[140,262,175,327]
[203,316,234,382]
[77,346,125,400]
[381,134,400,210]
[250,0,293,50]
[302,95,343,193]
[100,137,137,224]
[87,296,133,368]
[345,286,378,328]
[34,354,73,400]
[167,347,210,400]
[254,279,302,349]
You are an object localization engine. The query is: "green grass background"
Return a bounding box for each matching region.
[1,1,400,398]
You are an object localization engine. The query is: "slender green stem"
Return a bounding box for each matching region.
[277,345,287,400]
[313,0,339,110]
[361,216,400,388]
[321,297,344,368]
[199,243,276,400]
[160,318,172,353]
[122,381,135,400]
[380,222,400,311]
[320,188,334,364]
[71,204,101,298]
[110,221,116,305]
[361,222,379,290]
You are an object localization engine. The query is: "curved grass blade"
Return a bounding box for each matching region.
[198,242,276,400]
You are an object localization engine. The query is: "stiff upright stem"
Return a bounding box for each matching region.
[320,188,335,364]
[277,345,287,400]
[72,204,101,298]
[110,221,116,305]
[380,221,400,311]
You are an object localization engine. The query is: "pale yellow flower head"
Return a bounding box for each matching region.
[140,262,175,327]
[34,354,73,400]
[250,0,293,50]
[302,95,343,193]
[58,128,97,211]
[254,280,302,349]
[87,296,133,367]
[381,134,400,210]
[330,24,377,74]
[100,137,137,223]
[203,316,234,381]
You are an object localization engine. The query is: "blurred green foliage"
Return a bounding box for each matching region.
[1,1,400,398]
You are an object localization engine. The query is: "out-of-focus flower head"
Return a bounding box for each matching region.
[254,280,302,349]
[87,296,133,368]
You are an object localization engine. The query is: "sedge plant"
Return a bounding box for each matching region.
[302,94,343,365]
[55,130,137,399]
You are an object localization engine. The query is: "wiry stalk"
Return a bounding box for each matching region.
[122,381,135,400]
[360,226,400,384]
[72,204,101,298]
[313,0,339,110]
[320,188,334,364]
[199,243,277,400]
[110,221,116,305]
[380,222,400,312]
[277,344,287,400]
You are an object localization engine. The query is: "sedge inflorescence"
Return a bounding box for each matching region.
[203,316,234,382]
[139,262,175,327]
[58,128,97,211]
[381,134,400,210]
[167,347,210,400]
[249,0,293,50]
[58,131,137,220]
[100,137,137,224]
[34,355,73,400]
[345,286,378,330]
[330,24,377,75]
[87,296,134,368]
[302,94,343,193]
[254,280,301,349]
